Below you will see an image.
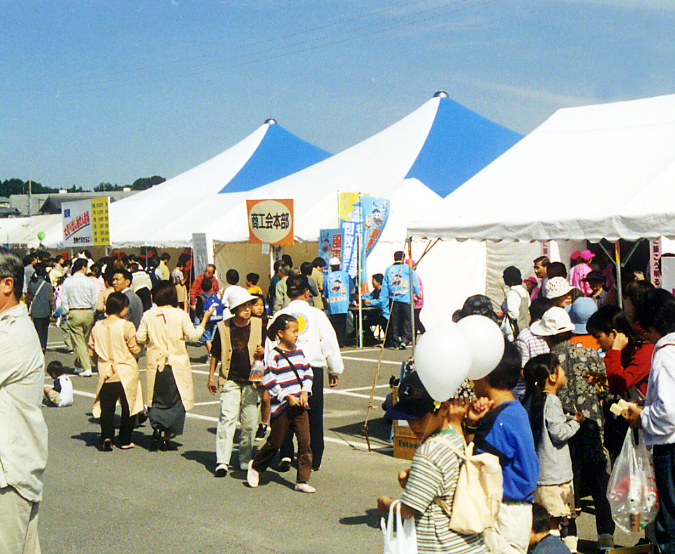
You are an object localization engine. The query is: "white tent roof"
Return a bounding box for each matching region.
[152,94,521,245]
[1,215,62,249]
[408,94,675,242]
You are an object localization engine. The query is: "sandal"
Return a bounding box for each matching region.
[120,443,135,450]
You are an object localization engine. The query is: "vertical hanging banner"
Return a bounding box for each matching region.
[62,197,110,247]
[338,193,361,279]
[246,199,294,245]
[650,239,662,287]
[319,228,344,269]
[192,233,213,278]
[361,196,390,261]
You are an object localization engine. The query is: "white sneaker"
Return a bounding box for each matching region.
[295,482,315,494]
[78,369,93,377]
[215,464,228,478]
[247,461,259,488]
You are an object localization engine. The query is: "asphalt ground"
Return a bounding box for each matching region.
[36,324,640,553]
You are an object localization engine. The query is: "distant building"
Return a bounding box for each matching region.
[9,190,139,217]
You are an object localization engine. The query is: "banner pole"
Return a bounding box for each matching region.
[358,193,363,349]
[408,237,416,348]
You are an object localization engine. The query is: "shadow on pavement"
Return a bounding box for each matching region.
[70,431,100,448]
[182,450,214,472]
[338,508,382,529]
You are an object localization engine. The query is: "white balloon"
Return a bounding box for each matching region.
[455,315,505,380]
[413,326,472,401]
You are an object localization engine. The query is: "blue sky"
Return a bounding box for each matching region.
[1,0,673,190]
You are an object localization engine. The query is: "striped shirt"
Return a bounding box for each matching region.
[264,348,313,418]
[401,428,487,554]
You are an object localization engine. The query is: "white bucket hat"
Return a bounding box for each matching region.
[530,307,575,336]
[543,277,573,299]
[227,286,257,311]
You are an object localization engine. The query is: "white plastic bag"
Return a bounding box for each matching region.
[606,428,659,533]
[381,500,418,554]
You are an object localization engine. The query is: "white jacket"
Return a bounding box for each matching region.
[641,332,675,446]
[265,300,344,375]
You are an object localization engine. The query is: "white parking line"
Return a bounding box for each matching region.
[70,389,390,451]
[340,356,401,366]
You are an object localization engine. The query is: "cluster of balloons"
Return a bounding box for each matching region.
[413,315,505,402]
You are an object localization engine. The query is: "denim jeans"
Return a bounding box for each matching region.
[653,443,675,554]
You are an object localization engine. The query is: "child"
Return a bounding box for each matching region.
[196,277,224,356]
[207,287,264,476]
[246,272,263,296]
[522,354,582,534]
[530,503,572,554]
[43,360,73,407]
[464,340,540,554]
[247,314,315,493]
[251,293,271,439]
[88,292,143,451]
[376,371,487,554]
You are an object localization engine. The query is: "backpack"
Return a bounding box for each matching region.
[202,293,224,322]
[428,435,503,535]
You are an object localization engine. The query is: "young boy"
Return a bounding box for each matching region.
[377,371,487,554]
[196,278,224,356]
[530,503,572,554]
[465,340,539,554]
[246,272,263,296]
[43,360,74,407]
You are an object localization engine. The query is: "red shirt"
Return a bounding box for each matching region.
[189,273,220,307]
[603,343,654,397]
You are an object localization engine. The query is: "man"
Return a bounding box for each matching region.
[22,254,37,297]
[112,269,144,330]
[323,258,353,347]
[157,252,171,281]
[273,265,291,313]
[220,269,241,309]
[300,261,319,307]
[0,248,48,554]
[190,264,219,310]
[363,273,392,346]
[61,258,98,376]
[530,256,549,300]
[172,258,189,312]
[267,260,284,310]
[269,274,343,471]
[501,266,531,341]
[380,251,419,349]
[310,257,326,311]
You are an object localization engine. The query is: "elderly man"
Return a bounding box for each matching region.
[61,258,98,376]
[190,264,219,310]
[0,248,48,554]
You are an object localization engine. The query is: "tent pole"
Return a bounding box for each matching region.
[407,237,416,348]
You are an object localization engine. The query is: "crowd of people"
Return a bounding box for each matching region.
[378,250,675,554]
[5,243,675,554]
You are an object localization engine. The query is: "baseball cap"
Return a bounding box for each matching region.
[580,249,595,261]
[530,307,575,336]
[524,276,537,286]
[385,371,436,421]
[571,251,582,260]
[329,257,341,266]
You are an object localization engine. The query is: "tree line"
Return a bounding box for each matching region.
[0,176,165,197]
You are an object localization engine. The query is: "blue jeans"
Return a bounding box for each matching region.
[653,443,675,554]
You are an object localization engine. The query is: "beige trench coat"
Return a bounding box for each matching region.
[136,306,205,411]
[88,317,143,418]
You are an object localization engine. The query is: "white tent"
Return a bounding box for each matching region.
[409,94,675,242]
[407,94,675,319]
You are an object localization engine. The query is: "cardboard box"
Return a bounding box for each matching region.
[390,386,421,459]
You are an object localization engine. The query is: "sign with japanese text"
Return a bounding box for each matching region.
[319,228,344,276]
[650,239,662,288]
[246,199,294,245]
[62,197,110,247]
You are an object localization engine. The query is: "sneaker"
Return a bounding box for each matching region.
[598,534,614,550]
[78,369,93,377]
[256,424,268,439]
[215,464,228,478]
[247,461,259,488]
[278,457,292,472]
[295,482,316,494]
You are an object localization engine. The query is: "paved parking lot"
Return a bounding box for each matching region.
[38,326,637,553]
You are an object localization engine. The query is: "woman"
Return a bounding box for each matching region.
[26,263,55,353]
[89,292,143,450]
[136,281,213,451]
[586,305,654,399]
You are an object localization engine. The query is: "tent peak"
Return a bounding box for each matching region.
[265,118,277,125]
[433,91,448,98]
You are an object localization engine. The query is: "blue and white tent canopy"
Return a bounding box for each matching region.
[150,93,521,247]
[107,120,331,247]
